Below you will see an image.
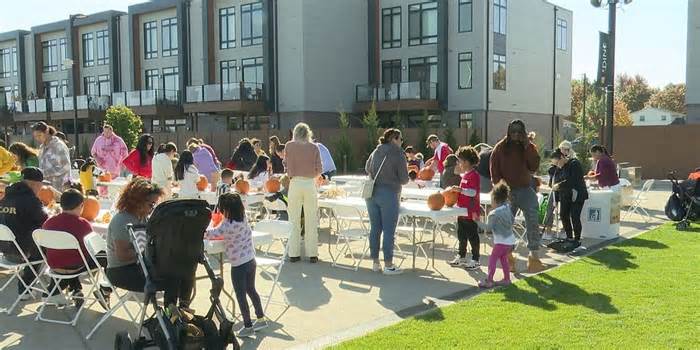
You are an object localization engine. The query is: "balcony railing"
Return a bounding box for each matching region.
[355,81,438,103]
[185,82,264,103]
[112,89,181,107]
[19,95,111,114]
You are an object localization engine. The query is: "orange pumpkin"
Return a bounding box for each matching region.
[427,192,445,211]
[265,178,281,193]
[98,172,112,182]
[442,189,459,207]
[196,175,209,192]
[101,211,112,223]
[211,211,224,227]
[81,196,101,221]
[38,187,55,206]
[408,165,419,173]
[235,179,250,194]
[418,167,435,181]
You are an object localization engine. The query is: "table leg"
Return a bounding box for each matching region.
[412,216,416,270]
[431,223,436,269]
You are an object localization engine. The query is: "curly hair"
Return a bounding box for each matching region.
[455,146,479,166]
[116,177,164,219]
[491,181,511,206]
[8,142,38,166]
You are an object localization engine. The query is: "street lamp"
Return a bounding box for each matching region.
[67,13,87,153]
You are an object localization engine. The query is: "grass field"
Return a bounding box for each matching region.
[334,225,700,349]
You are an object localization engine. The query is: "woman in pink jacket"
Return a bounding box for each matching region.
[91,124,129,176]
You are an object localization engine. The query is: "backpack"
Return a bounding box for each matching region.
[665,193,686,222]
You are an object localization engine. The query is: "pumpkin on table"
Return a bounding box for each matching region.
[264,178,281,193]
[196,175,209,192]
[80,196,101,221]
[427,192,445,211]
[235,179,250,194]
[38,186,55,206]
[442,189,458,207]
[98,173,112,182]
[418,167,435,181]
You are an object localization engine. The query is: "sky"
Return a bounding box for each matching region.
[0,0,689,88]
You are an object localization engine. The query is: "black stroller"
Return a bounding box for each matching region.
[114,199,239,350]
[666,172,700,231]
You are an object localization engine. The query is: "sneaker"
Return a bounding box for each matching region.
[252,317,269,331]
[372,262,382,272]
[42,293,68,306]
[463,260,480,270]
[309,257,318,264]
[289,256,301,263]
[527,256,546,273]
[448,257,468,267]
[382,266,403,275]
[237,326,255,338]
[93,288,111,311]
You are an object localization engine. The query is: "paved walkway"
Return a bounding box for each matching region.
[0,182,671,350]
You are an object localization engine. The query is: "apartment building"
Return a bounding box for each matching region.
[0,30,27,120]
[5,0,569,143]
[357,0,572,143]
[687,0,700,124]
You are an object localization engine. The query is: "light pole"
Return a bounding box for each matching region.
[67,13,86,154]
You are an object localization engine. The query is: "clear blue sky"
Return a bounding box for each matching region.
[0,0,688,88]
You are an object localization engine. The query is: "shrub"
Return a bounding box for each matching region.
[333,111,355,173]
[104,105,143,149]
[361,101,380,163]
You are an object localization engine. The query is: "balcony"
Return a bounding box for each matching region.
[14,95,111,122]
[111,89,182,117]
[354,81,439,113]
[183,82,266,114]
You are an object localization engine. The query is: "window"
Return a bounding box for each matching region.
[42,40,58,72]
[458,52,472,89]
[60,79,69,97]
[459,112,473,129]
[382,59,402,86]
[162,67,179,91]
[145,69,159,90]
[84,76,97,95]
[82,33,95,67]
[162,17,178,56]
[661,115,667,121]
[556,18,567,50]
[0,48,10,78]
[44,80,59,98]
[59,38,67,70]
[220,60,238,83]
[382,7,401,49]
[408,56,437,83]
[408,1,438,46]
[11,47,17,76]
[639,115,645,122]
[493,54,506,90]
[98,74,110,96]
[144,21,158,59]
[1,86,13,105]
[219,7,236,49]
[241,2,263,47]
[155,118,189,133]
[96,30,109,65]
[241,57,263,84]
[459,0,472,32]
[494,0,507,35]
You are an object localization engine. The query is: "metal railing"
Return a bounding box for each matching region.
[355,81,438,103]
[185,82,264,103]
[18,95,111,114]
[112,89,181,107]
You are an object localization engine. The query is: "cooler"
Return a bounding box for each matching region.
[581,189,621,240]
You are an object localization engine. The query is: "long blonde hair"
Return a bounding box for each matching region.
[292,122,313,143]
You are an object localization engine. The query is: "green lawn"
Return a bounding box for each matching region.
[334,225,700,349]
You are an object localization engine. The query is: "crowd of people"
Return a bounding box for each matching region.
[0,117,624,337]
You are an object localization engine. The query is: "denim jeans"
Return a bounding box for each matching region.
[365,184,400,264]
[510,186,541,252]
[231,260,264,328]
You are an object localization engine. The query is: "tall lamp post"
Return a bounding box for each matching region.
[591,0,633,154]
[66,13,87,154]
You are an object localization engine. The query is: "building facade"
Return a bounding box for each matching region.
[687,0,700,124]
[630,106,685,126]
[1,0,571,144]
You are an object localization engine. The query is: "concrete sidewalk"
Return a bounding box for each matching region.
[0,182,671,350]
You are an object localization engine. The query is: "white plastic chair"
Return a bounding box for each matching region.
[262,198,288,220]
[31,229,107,326]
[0,225,47,314]
[395,215,432,269]
[83,232,143,340]
[329,204,370,271]
[624,179,655,223]
[252,220,292,313]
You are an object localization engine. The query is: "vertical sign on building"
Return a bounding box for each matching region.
[597,31,609,87]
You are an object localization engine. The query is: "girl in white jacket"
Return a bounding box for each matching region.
[175,150,200,199]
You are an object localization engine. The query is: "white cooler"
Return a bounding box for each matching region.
[581,189,621,240]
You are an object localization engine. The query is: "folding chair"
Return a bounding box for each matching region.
[328,204,370,271]
[31,229,108,326]
[395,215,432,269]
[252,220,292,313]
[624,179,655,223]
[83,232,143,340]
[0,225,46,314]
[262,197,288,221]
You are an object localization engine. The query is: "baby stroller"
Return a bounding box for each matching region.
[114,199,239,350]
[666,172,700,230]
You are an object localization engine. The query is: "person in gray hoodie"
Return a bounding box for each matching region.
[365,128,409,275]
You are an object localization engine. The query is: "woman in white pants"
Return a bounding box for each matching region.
[284,123,323,263]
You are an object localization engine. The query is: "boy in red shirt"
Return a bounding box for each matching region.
[448,146,481,269]
[42,189,109,307]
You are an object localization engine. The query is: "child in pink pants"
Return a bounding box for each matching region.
[477,182,516,288]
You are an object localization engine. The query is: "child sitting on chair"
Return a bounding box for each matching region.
[205,193,268,338]
[217,168,234,197]
[264,174,289,220]
[477,181,516,288]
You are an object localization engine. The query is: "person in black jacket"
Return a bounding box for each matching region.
[476,148,493,193]
[0,167,49,297]
[550,149,588,241]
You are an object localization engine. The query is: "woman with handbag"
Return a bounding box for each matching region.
[364,129,409,275]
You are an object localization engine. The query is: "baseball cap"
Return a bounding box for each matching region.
[21,167,49,184]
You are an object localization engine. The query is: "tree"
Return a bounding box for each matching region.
[468,129,481,146]
[442,118,457,151]
[104,105,143,149]
[332,110,355,173]
[361,101,380,162]
[616,74,657,113]
[647,83,687,114]
[614,98,632,126]
[417,110,431,158]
